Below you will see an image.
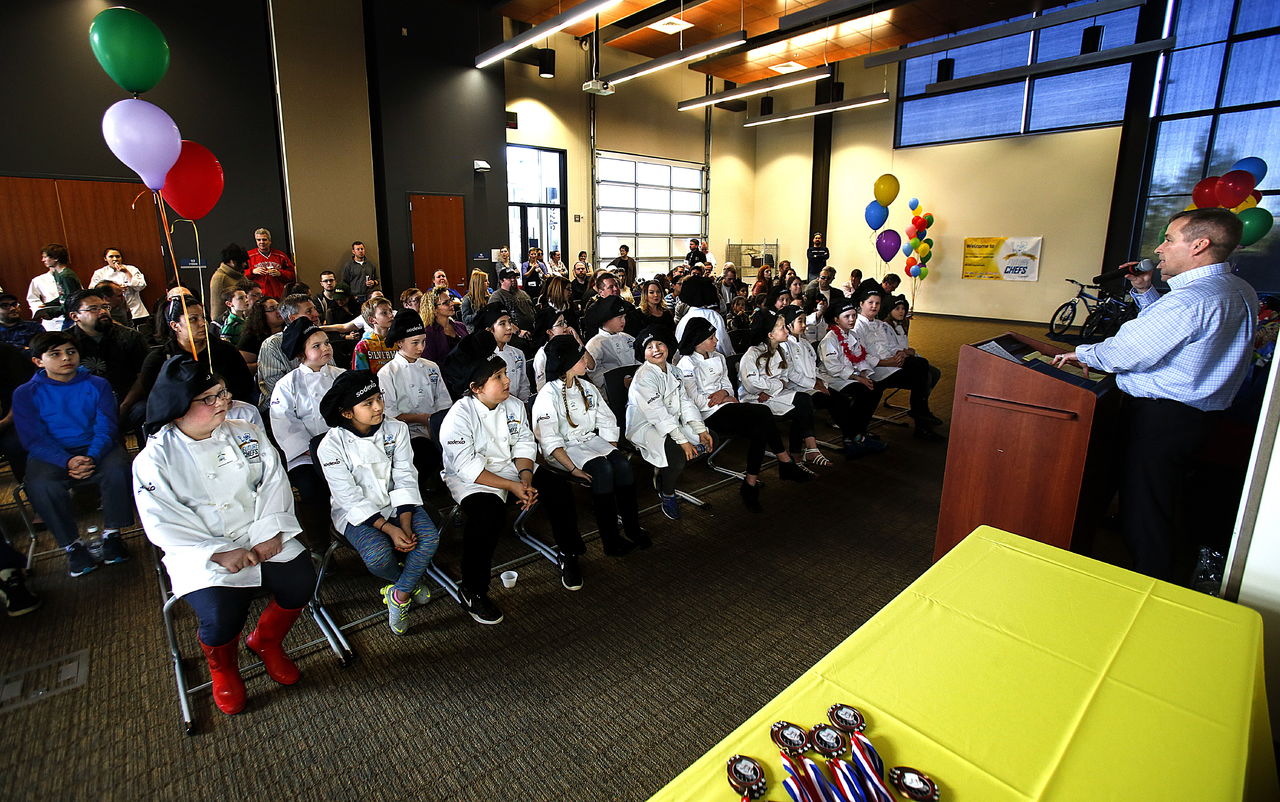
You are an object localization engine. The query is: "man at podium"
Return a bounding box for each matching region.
[1053,208,1258,583]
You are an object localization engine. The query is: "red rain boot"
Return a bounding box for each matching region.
[198,638,246,715]
[245,601,304,685]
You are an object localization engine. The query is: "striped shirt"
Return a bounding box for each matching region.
[1075,262,1258,411]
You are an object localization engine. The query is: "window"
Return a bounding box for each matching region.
[594,151,706,279]
[896,6,1139,146]
[506,145,568,264]
[1137,0,1280,286]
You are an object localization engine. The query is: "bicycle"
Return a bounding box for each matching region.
[1048,279,1103,336]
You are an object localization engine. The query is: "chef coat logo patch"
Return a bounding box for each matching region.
[236,434,262,462]
[383,433,396,457]
[506,412,521,436]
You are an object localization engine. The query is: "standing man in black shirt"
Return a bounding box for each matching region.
[685,238,707,269]
[806,232,830,281]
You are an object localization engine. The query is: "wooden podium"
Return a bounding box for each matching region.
[934,332,1120,560]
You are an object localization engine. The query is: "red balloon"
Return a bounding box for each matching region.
[160,140,224,220]
[1252,189,1263,202]
[911,215,925,229]
[1216,170,1257,209]
[1191,176,1221,208]
[905,256,917,268]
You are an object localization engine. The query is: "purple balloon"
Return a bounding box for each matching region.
[102,98,181,190]
[875,230,902,263]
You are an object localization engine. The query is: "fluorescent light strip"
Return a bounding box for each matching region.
[602,31,747,85]
[743,91,889,127]
[476,0,623,69]
[677,65,832,111]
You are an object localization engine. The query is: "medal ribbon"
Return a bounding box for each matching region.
[846,733,893,802]
[801,754,845,802]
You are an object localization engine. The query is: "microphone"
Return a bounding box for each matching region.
[1093,258,1156,284]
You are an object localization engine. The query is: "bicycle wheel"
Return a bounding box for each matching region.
[1081,308,1109,340]
[1049,301,1077,335]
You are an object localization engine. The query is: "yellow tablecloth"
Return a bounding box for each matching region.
[649,526,1278,801]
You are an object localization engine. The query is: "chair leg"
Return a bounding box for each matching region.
[512,502,560,566]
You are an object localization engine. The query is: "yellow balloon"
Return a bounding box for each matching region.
[1183,203,1198,211]
[917,243,931,257]
[1232,195,1259,213]
[873,173,900,207]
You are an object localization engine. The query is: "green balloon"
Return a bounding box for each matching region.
[920,251,933,264]
[89,8,170,94]
[909,237,921,249]
[924,238,934,248]
[924,213,935,227]
[919,266,929,279]
[1238,206,1274,247]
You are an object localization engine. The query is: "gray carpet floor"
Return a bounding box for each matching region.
[0,316,1055,801]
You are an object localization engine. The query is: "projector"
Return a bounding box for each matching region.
[582,79,614,95]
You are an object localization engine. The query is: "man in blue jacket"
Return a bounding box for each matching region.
[13,331,134,576]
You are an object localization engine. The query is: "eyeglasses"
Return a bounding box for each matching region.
[196,389,232,406]
[78,305,109,313]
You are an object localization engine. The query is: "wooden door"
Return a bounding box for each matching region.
[408,194,466,294]
[0,177,67,298]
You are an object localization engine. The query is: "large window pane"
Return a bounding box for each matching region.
[597,236,635,259]
[598,183,635,208]
[637,212,670,234]
[1235,0,1280,34]
[507,145,561,205]
[671,214,703,235]
[636,187,670,210]
[1221,35,1280,107]
[636,162,671,186]
[636,237,671,258]
[1161,44,1227,115]
[598,158,635,183]
[1174,0,1234,47]
[671,166,703,189]
[1207,106,1280,191]
[902,52,945,96]
[1149,116,1213,195]
[1030,65,1130,130]
[951,34,1033,80]
[599,210,635,233]
[671,190,703,213]
[899,82,1024,146]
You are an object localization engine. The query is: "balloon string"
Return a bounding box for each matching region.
[154,193,199,362]
[130,189,149,210]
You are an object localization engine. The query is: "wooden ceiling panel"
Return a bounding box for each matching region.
[498,0,669,37]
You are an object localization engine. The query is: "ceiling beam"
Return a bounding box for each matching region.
[924,36,1174,93]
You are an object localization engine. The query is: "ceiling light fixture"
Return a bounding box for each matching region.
[538,48,556,78]
[770,61,807,74]
[648,16,695,34]
[743,90,889,127]
[676,65,832,111]
[476,0,623,69]
[601,30,747,86]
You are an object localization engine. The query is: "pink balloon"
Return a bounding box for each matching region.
[875,230,902,263]
[905,225,917,239]
[102,98,181,190]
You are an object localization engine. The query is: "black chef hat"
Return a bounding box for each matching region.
[385,309,426,347]
[582,294,629,333]
[678,275,718,309]
[853,287,883,308]
[144,355,220,435]
[780,305,806,328]
[281,316,322,360]
[677,316,716,356]
[473,303,511,333]
[543,334,587,381]
[749,310,779,347]
[824,298,857,325]
[442,330,504,399]
[319,369,382,427]
[634,325,677,362]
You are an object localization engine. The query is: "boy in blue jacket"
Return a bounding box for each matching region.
[13,332,134,577]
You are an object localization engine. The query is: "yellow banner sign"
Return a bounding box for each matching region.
[962,236,1042,281]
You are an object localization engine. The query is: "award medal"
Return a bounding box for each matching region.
[888,767,939,801]
[809,724,868,802]
[827,704,866,733]
[726,754,768,801]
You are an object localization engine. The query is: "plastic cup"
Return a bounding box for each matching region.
[500,571,518,588]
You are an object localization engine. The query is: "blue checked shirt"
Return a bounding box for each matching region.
[1075,263,1258,411]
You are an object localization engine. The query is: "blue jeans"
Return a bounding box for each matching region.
[25,444,134,548]
[343,506,439,594]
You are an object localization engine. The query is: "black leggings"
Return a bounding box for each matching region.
[838,383,884,437]
[780,392,816,450]
[705,403,784,475]
[812,389,855,436]
[874,356,935,417]
[656,439,687,496]
[458,470,583,596]
[582,450,634,495]
[182,552,316,647]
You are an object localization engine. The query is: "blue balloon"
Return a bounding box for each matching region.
[901,241,913,257]
[864,200,889,231]
[1230,157,1268,185]
[908,197,919,211]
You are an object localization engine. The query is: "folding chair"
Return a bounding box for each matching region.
[12,482,145,573]
[870,388,911,429]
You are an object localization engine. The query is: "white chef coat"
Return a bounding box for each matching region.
[819,328,874,391]
[269,363,346,470]
[803,311,825,344]
[531,378,618,468]
[885,320,910,353]
[494,342,530,403]
[625,361,706,468]
[440,394,537,502]
[782,336,820,394]
[675,306,736,358]
[378,352,451,439]
[737,344,797,415]
[853,314,901,381]
[532,346,549,392]
[227,400,264,428]
[133,419,305,598]
[89,265,149,319]
[675,350,734,419]
[317,418,421,532]
[585,328,637,396]
[26,271,62,331]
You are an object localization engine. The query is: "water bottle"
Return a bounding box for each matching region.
[85,526,103,561]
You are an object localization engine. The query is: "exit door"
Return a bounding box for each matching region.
[408,193,466,294]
